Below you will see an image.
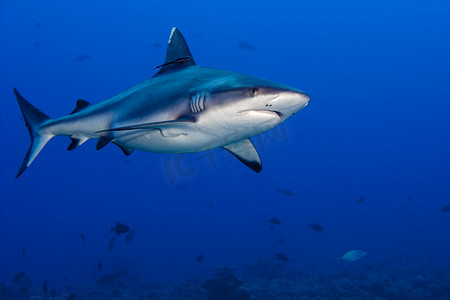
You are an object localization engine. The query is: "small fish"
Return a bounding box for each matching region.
[268,217,281,232]
[22,248,26,257]
[342,250,367,261]
[441,205,450,213]
[275,252,291,262]
[278,237,287,244]
[12,271,26,282]
[356,196,365,204]
[278,188,294,197]
[97,269,127,285]
[79,234,85,242]
[152,42,162,48]
[33,42,42,47]
[108,235,116,251]
[365,185,370,191]
[67,293,77,300]
[35,22,41,28]
[74,54,91,62]
[125,226,136,243]
[43,279,47,294]
[310,223,324,232]
[111,222,130,235]
[268,217,281,225]
[196,254,204,262]
[97,260,102,271]
[207,202,214,211]
[407,196,413,202]
[238,42,256,52]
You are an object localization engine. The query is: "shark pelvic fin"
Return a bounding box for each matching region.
[112,142,134,156]
[14,88,54,178]
[96,135,114,150]
[222,138,262,173]
[153,28,196,76]
[70,99,91,115]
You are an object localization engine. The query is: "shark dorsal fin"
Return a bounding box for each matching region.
[153,28,196,77]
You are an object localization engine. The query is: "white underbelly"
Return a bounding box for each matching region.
[112,111,281,154]
[113,129,222,153]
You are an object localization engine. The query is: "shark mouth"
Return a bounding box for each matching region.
[240,110,283,118]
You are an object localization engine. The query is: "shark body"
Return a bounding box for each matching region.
[14,28,310,178]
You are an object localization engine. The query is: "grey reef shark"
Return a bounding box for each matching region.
[14,28,310,178]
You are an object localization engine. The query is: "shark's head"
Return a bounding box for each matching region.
[197,72,310,137]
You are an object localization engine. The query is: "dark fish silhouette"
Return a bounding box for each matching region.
[35,22,41,28]
[238,42,256,52]
[12,271,26,282]
[43,280,47,294]
[111,222,130,235]
[278,188,294,197]
[74,54,91,62]
[275,252,291,261]
[278,237,287,244]
[356,196,365,204]
[125,226,136,243]
[407,196,413,202]
[196,254,204,262]
[33,42,42,47]
[152,42,162,48]
[67,293,77,300]
[441,205,450,213]
[19,287,29,294]
[268,217,281,225]
[97,269,127,285]
[22,248,26,257]
[79,234,85,242]
[310,223,324,232]
[97,260,102,271]
[108,235,116,251]
[208,202,214,211]
[268,217,281,231]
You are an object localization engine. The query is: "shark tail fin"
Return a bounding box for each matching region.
[14,88,53,178]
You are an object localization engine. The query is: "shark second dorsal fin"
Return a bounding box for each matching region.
[153,28,196,77]
[70,99,91,115]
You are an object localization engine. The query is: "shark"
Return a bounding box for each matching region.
[14,28,310,178]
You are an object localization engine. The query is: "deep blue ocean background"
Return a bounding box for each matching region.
[1,0,450,299]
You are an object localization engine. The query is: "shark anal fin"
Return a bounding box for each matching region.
[153,28,196,76]
[67,137,89,151]
[112,142,134,156]
[70,99,91,115]
[96,117,195,133]
[96,135,114,150]
[222,138,262,173]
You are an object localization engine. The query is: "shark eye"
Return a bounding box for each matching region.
[250,88,259,97]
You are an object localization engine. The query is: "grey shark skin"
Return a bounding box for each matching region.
[14,28,310,178]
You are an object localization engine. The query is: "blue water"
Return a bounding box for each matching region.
[1,0,450,299]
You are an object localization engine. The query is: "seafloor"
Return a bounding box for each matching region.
[3,258,450,300]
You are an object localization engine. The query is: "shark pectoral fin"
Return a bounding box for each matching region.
[70,99,91,115]
[96,117,195,133]
[96,135,114,150]
[67,137,89,151]
[222,138,262,173]
[112,142,134,156]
